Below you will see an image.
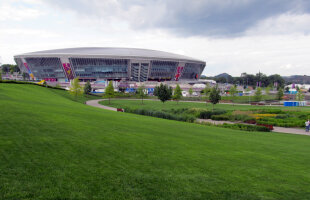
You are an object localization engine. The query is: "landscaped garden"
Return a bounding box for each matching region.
[1,83,310,199]
[100,99,310,129]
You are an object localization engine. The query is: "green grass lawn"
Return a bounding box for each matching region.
[100,99,310,112]
[221,94,276,103]
[1,84,310,199]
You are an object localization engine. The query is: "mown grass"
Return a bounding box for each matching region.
[221,94,276,103]
[100,99,310,111]
[1,84,310,199]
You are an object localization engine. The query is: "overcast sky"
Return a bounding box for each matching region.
[1,0,310,76]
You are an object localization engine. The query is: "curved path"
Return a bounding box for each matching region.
[86,99,309,136]
[86,99,117,111]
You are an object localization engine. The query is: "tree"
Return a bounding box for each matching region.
[229,85,237,106]
[10,67,14,74]
[296,90,304,101]
[203,84,211,106]
[169,86,173,97]
[69,78,83,100]
[84,81,92,95]
[153,86,158,96]
[0,71,2,81]
[276,88,284,100]
[1,64,19,74]
[173,84,182,104]
[265,86,271,96]
[104,81,115,104]
[137,84,147,104]
[156,83,172,103]
[188,87,193,97]
[268,74,285,88]
[22,72,29,80]
[254,87,263,102]
[1,64,10,73]
[264,86,271,101]
[209,85,221,110]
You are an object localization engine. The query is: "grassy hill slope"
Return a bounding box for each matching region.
[0,84,310,200]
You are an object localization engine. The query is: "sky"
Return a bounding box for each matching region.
[1,0,310,76]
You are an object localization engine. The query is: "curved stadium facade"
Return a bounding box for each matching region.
[14,47,206,82]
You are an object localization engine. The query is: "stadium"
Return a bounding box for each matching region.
[14,47,206,83]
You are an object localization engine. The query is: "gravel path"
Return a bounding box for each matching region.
[86,99,309,136]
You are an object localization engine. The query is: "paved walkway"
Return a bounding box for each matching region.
[86,99,309,136]
[85,99,117,111]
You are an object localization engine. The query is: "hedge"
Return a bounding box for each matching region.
[199,109,227,119]
[211,114,230,121]
[220,123,270,132]
[124,107,196,123]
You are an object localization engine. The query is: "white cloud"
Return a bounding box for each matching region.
[0,28,60,38]
[1,0,310,77]
[246,13,310,36]
[0,4,44,21]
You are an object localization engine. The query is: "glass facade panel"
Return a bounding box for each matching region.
[25,57,64,79]
[70,58,128,79]
[150,60,177,80]
[14,58,23,71]
[181,63,204,79]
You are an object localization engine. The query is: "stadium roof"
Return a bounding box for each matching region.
[15,47,205,63]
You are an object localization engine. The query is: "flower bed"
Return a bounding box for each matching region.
[257,124,274,130]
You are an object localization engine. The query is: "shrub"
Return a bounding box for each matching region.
[124,107,196,123]
[257,117,305,128]
[198,121,270,132]
[186,108,204,116]
[244,120,256,124]
[220,123,270,132]
[297,114,308,119]
[230,114,254,122]
[275,114,290,119]
[198,109,227,119]
[199,110,213,119]
[211,114,230,121]
[256,124,274,130]
[167,108,189,115]
[257,109,284,114]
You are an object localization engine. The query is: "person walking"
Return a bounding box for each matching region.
[305,119,310,132]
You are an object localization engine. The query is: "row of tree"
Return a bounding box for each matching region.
[153,83,221,109]
[69,79,222,109]
[228,85,284,103]
[69,79,117,104]
[204,72,285,88]
[1,64,20,74]
[70,78,289,108]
